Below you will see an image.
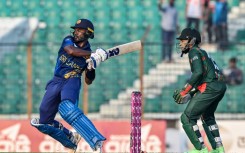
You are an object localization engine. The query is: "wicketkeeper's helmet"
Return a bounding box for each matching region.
[176,28,201,56]
[176,27,201,44]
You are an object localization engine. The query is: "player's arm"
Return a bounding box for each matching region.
[173,50,203,104]
[158,0,167,12]
[62,36,91,57]
[181,50,203,95]
[64,45,91,57]
[84,69,95,85]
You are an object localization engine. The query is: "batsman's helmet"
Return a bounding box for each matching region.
[71,19,94,39]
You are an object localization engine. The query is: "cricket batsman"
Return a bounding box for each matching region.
[30,19,108,153]
[173,28,226,153]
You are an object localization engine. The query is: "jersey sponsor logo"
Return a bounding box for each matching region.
[64,71,78,79]
[59,54,81,69]
[108,48,120,57]
[65,61,81,69]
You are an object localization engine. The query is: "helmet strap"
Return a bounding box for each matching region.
[181,40,190,54]
[189,37,196,46]
[181,37,196,56]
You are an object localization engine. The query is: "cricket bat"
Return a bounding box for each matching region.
[105,40,142,59]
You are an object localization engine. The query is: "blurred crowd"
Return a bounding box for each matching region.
[222,57,243,86]
[159,0,244,86]
[159,0,229,63]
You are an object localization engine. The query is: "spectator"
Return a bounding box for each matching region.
[186,0,204,31]
[213,0,228,50]
[223,57,243,85]
[202,0,213,44]
[158,0,178,63]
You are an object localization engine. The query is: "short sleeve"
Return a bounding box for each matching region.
[62,36,74,48]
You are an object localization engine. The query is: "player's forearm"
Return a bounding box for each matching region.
[188,56,203,87]
[69,48,91,57]
[85,69,95,85]
[180,74,202,96]
[187,72,203,87]
[64,46,91,57]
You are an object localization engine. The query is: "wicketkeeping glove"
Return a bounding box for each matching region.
[173,89,192,104]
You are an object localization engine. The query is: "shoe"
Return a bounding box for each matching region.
[184,147,209,153]
[67,132,82,153]
[30,118,40,126]
[71,132,82,145]
[209,146,225,153]
[94,141,104,153]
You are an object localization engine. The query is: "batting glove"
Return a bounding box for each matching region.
[95,48,108,62]
[86,52,102,70]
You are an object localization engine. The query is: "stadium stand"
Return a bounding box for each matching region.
[0,0,244,117]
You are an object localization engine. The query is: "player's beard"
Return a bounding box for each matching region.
[74,33,87,42]
[71,30,88,43]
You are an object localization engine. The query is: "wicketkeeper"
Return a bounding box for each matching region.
[173,27,226,153]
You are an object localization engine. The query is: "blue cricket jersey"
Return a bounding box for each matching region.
[54,36,92,79]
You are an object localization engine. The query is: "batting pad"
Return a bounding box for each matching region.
[30,118,77,149]
[59,100,106,150]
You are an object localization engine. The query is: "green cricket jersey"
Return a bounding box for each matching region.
[187,45,223,89]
